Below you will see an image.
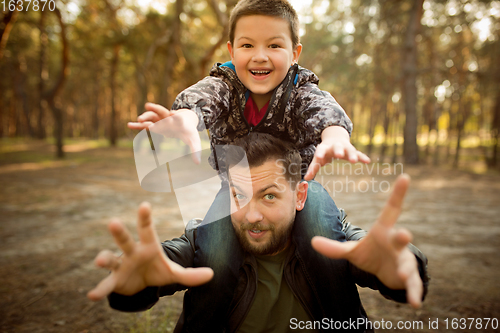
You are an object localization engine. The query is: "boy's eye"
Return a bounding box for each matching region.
[242,44,253,48]
[269,44,281,49]
[264,193,276,200]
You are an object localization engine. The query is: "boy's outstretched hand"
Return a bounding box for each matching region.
[311,174,423,309]
[128,102,202,164]
[128,103,177,130]
[304,126,370,180]
[87,202,214,302]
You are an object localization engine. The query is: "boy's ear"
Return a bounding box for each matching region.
[227,41,235,61]
[293,43,302,65]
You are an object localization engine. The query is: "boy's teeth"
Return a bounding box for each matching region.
[251,70,270,75]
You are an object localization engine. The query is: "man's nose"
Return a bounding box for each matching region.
[245,202,263,223]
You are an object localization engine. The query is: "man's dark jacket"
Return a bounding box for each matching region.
[108,211,429,333]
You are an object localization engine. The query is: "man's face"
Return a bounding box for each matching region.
[229,160,307,256]
[227,15,302,108]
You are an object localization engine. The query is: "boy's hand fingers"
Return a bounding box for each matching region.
[144,103,172,119]
[357,151,371,164]
[138,111,162,123]
[345,145,359,163]
[109,219,136,256]
[128,122,153,130]
[304,160,321,181]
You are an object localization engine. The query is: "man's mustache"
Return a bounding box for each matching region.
[239,222,275,231]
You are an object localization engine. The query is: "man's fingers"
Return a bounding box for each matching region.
[95,250,121,270]
[405,270,423,309]
[398,253,423,309]
[137,202,159,244]
[109,219,136,256]
[311,236,357,259]
[87,274,117,302]
[391,228,413,251]
[377,174,411,228]
[171,266,214,287]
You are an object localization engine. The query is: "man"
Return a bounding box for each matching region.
[88,133,428,333]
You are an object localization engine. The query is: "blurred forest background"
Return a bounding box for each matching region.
[1,0,500,172]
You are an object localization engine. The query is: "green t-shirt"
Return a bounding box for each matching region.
[237,248,317,333]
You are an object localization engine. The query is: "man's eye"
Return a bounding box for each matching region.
[235,193,247,200]
[264,194,276,200]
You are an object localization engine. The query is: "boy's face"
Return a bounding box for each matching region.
[227,15,302,106]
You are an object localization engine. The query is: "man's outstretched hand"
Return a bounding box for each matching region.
[311,174,423,308]
[87,202,214,301]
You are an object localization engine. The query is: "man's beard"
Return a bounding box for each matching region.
[233,220,294,256]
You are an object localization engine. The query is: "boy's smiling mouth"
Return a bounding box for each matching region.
[250,70,272,76]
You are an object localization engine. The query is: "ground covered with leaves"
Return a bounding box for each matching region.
[0,140,499,332]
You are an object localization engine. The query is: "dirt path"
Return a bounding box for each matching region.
[0,141,499,332]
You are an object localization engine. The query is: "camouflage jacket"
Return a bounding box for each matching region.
[171,62,353,174]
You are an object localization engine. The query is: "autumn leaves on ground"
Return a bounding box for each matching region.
[0,140,499,333]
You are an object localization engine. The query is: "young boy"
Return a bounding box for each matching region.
[128,0,370,330]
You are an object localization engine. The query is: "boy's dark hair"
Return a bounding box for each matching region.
[224,132,302,188]
[228,0,300,49]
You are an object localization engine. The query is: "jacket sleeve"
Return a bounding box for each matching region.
[293,82,353,146]
[107,229,197,312]
[171,76,231,131]
[339,209,430,303]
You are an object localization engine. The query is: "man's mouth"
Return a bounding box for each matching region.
[251,229,263,233]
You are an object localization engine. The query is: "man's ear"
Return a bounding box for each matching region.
[295,180,308,211]
[227,41,234,61]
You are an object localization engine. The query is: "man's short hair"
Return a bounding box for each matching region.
[228,0,300,49]
[224,132,302,188]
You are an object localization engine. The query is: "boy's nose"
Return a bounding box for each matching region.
[252,47,269,62]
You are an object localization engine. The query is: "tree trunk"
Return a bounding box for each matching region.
[0,8,19,61]
[380,97,392,162]
[392,103,400,165]
[402,0,423,164]
[92,70,101,139]
[159,0,183,107]
[13,55,35,137]
[109,44,120,146]
[37,9,48,139]
[43,7,69,158]
[491,86,500,168]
